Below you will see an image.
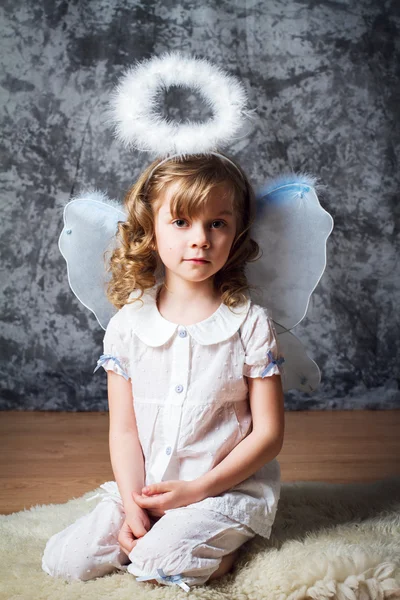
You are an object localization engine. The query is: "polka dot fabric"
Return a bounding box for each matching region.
[97,283,283,538]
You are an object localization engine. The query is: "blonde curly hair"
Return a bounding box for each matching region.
[107,153,261,309]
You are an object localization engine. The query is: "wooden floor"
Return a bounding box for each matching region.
[1,410,399,515]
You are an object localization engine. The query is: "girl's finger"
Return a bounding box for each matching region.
[133,495,155,508]
[142,482,168,495]
[118,520,137,555]
[132,491,164,509]
[147,507,164,519]
[120,538,137,557]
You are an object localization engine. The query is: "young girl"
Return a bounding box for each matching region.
[42,152,285,591]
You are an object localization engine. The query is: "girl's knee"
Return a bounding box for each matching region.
[42,532,72,580]
[42,527,124,582]
[42,532,92,581]
[42,495,126,581]
[42,538,120,582]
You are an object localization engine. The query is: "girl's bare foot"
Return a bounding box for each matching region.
[208,549,239,581]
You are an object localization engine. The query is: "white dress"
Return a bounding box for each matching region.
[98,282,283,539]
[42,282,285,589]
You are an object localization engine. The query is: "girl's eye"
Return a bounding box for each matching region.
[211,220,225,229]
[172,219,226,228]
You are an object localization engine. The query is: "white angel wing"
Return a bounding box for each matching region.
[58,190,127,330]
[274,324,322,393]
[58,178,333,393]
[248,173,334,393]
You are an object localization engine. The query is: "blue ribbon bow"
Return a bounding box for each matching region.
[93,354,130,380]
[260,351,285,378]
[136,568,190,592]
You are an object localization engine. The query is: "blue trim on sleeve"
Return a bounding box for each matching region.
[93,354,130,381]
[260,351,285,378]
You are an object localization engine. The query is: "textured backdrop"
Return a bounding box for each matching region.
[1,1,399,410]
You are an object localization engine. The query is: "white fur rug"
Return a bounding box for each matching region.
[1,477,400,600]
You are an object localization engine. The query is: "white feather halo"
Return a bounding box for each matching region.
[107,51,251,157]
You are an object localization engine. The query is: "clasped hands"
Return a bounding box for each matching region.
[118,479,207,556]
[132,479,205,518]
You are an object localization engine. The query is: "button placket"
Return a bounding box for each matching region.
[157,329,190,480]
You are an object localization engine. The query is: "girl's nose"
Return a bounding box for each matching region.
[191,224,210,247]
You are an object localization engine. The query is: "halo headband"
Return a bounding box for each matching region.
[107,52,251,157]
[143,152,245,195]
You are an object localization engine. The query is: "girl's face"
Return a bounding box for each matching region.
[153,181,237,284]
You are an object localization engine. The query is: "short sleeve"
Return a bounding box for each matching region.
[241,305,285,379]
[94,312,131,381]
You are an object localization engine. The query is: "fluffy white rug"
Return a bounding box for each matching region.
[1,477,400,600]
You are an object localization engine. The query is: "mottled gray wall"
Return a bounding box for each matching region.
[1,1,399,410]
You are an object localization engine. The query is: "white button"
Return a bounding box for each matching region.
[166,446,172,455]
[178,328,187,338]
[175,384,183,393]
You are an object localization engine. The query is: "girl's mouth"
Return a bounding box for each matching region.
[186,259,209,263]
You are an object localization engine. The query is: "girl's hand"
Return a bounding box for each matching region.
[118,504,151,557]
[131,480,204,514]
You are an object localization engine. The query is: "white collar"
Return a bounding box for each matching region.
[124,283,251,347]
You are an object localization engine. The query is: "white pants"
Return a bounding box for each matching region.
[42,482,255,591]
